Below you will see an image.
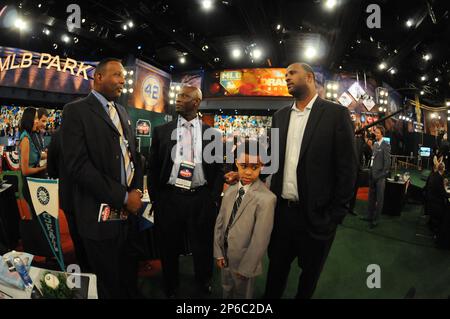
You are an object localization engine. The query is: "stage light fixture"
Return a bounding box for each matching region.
[423,53,431,61]
[252,48,262,60]
[420,75,427,81]
[62,35,71,43]
[231,48,241,59]
[179,56,186,64]
[304,47,317,60]
[406,19,413,27]
[378,63,386,70]
[324,0,337,10]
[128,21,134,28]
[128,88,134,94]
[202,0,213,11]
[14,18,27,31]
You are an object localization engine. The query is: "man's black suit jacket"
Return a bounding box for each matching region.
[147,119,224,205]
[270,97,357,239]
[62,93,143,240]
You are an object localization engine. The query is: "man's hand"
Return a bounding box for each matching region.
[235,272,248,280]
[126,190,143,214]
[224,171,239,185]
[216,258,226,269]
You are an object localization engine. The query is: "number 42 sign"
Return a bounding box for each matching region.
[142,75,162,108]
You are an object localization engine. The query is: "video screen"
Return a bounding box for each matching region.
[419,147,431,157]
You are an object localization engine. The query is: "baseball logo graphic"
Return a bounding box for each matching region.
[37,186,50,205]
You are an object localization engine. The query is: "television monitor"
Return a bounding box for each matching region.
[419,147,431,157]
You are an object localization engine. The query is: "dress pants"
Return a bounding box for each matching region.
[156,186,217,296]
[82,223,138,299]
[264,200,335,299]
[367,177,386,222]
[221,267,255,299]
[65,211,90,272]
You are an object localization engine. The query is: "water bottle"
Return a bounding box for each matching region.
[12,257,33,290]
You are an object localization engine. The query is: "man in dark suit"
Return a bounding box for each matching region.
[425,162,448,234]
[148,85,224,298]
[47,127,90,272]
[61,58,143,298]
[362,126,390,228]
[264,62,357,299]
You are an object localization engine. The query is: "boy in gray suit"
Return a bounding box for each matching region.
[214,140,277,299]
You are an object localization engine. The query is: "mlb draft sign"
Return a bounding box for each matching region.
[26,178,65,271]
[219,68,290,97]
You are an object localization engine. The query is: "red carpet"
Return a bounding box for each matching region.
[357,187,369,201]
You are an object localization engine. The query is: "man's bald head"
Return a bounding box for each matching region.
[175,85,203,120]
[287,63,316,82]
[183,85,203,101]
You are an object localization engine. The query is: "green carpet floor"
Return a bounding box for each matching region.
[138,199,450,299]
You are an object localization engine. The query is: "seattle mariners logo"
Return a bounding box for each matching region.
[142,75,162,108]
[37,187,50,205]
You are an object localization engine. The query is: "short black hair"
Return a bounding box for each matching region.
[376,125,385,136]
[94,58,122,76]
[20,107,37,134]
[299,62,316,82]
[37,108,48,119]
[236,138,263,160]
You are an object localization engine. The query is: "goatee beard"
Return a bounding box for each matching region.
[291,86,310,100]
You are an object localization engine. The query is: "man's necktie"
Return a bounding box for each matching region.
[182,122,194,162]
[108,101,134,186]
[223,187,246,264]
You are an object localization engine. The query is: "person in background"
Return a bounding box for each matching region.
[349,123,365,216]
[361,126,391,229]
[425,162,449,234]
[18,107,47,214]
[32,108,48,161]
[433,148,444,172]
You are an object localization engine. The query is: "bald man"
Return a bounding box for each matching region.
[264,63,357,298]
[148,85,224,298]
